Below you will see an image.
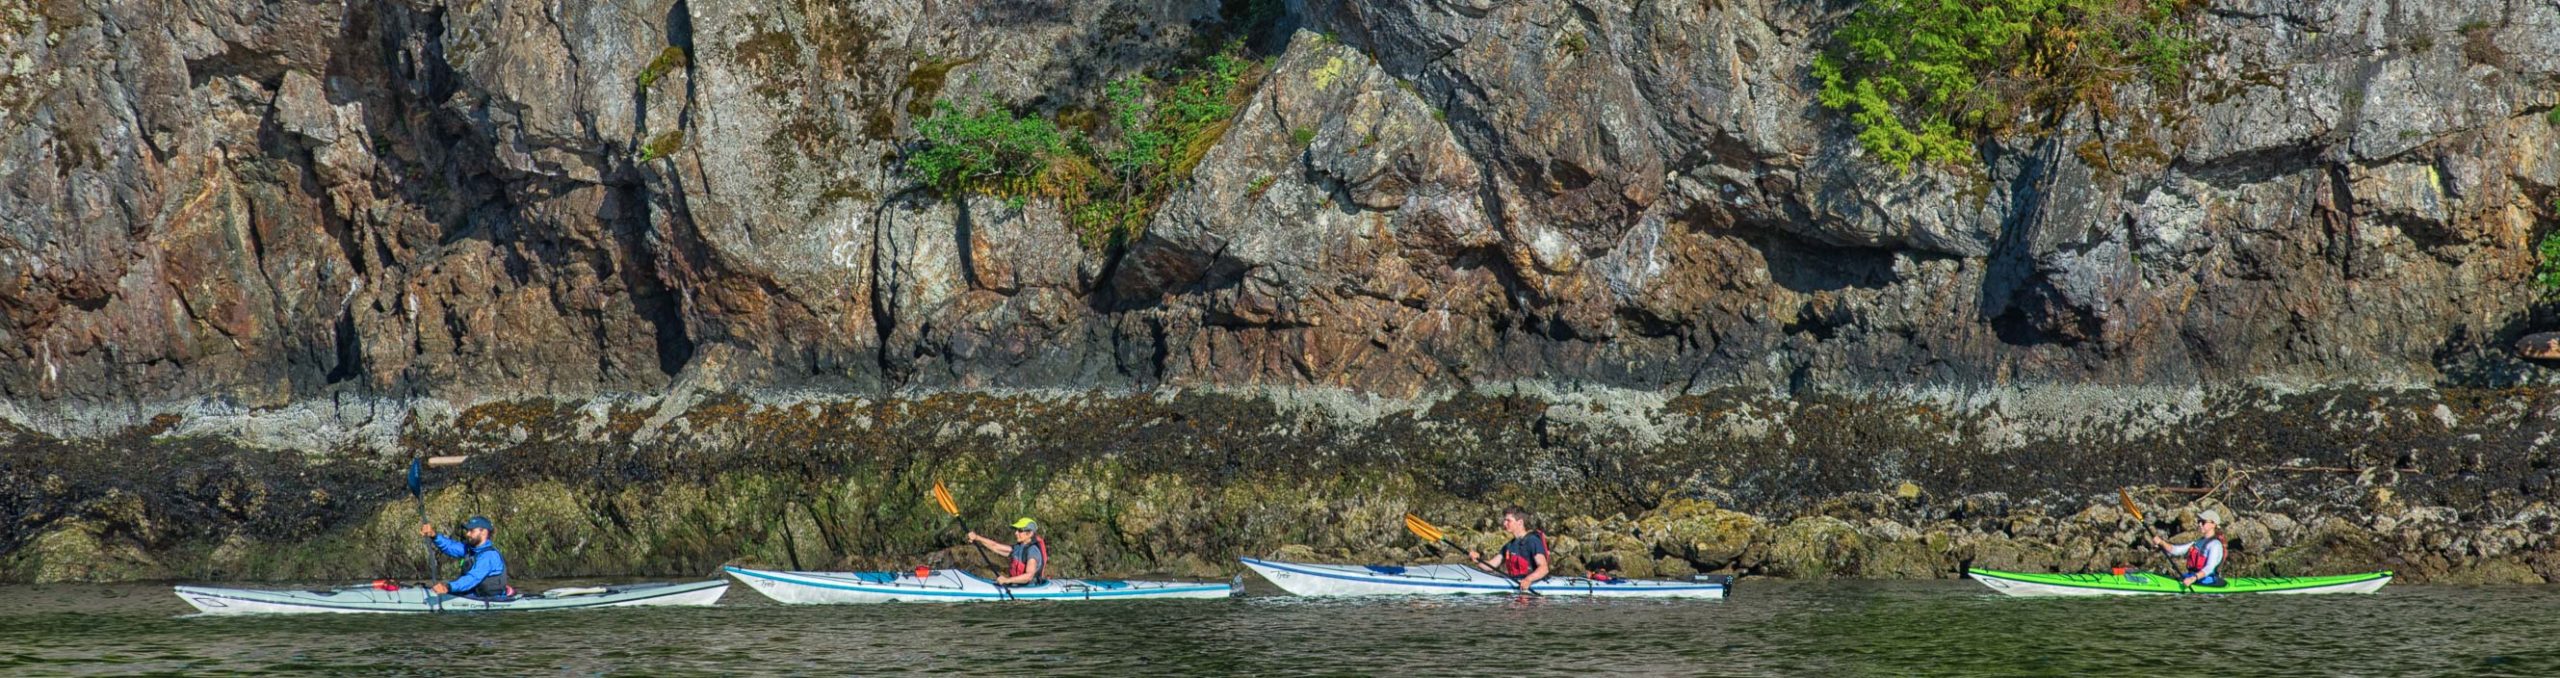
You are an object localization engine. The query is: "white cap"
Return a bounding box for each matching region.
[2198,510,2222,524]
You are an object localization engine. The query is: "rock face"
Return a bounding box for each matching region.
[5,0,2558,404]
[4,0,2560,581]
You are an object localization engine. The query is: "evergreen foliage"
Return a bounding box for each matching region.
[905,99,1067,197]
[903,44,1260,248]
[1813,0,2198,168]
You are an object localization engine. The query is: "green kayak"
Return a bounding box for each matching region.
[1967,568,2392,597]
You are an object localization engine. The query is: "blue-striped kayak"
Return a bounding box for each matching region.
[173,580,729,615]
[724,566,1237,603]
[1240,557,1730,598]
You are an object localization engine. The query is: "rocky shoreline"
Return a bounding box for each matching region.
[6,384,2554,585]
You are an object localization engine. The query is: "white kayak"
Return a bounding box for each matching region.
[1240,557,1731,598]
[173,580,729,615]
[724,566,1237,603]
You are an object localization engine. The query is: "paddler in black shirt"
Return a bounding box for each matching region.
[1465,507,1552,593]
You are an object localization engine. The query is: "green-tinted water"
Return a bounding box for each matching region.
[4,579,2557,676]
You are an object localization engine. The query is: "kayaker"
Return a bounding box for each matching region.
[1465,507,1551,593]
[965,517,1048,586]
[419,515,511,598]
[2148,509,2227,587]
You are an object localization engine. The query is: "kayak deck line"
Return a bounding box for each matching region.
[1966,568,2394,597]
[1240,557,1730,598]
[724,566,1236,603]
[172,580,730,615]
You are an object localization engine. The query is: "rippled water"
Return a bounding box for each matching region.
[4,577,2558,676]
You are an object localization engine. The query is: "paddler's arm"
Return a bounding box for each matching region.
[1519,553,1551,592]
[438,560,489,596]
[1462,549,1500,574]
[2153,536,2193,556]
[964,531,1011,558]
[422,526,466,558]
[992,556,1039,585]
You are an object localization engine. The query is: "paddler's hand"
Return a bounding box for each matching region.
[2180,574,2199,586]
[965,531,983,543]
[1517,581,1533,594]
[419,523,437,538]
[429,582,450,595]
[1466,549,1482,563]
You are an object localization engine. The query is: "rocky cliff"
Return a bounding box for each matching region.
[4,0,2560,582]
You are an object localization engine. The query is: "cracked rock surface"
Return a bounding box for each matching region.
[6,1,2558,403]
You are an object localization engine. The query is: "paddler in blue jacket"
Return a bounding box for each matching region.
[419,515,511,598]
[2148,509,2226,587]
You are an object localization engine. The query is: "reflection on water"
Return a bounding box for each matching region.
[3,578,2557,676]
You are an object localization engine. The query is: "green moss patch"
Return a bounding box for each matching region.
[637,46,689,89]
[639,130,686,162]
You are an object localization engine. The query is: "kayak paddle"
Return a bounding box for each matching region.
[1403,513,1539,595]
[408,458,438,586]
[409,456,468,610]
[2119,489,2192,593]
[931,480,1010,600]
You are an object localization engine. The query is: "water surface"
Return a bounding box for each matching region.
[3,577,2555,675]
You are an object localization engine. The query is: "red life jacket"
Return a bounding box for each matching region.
[1500,531,1550,578]
[2185,536,2222,574]
[1006,536,1049,580]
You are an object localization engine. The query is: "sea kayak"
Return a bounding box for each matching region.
[173,580,730,615]
[1239,557,1731,598]
[1967,568,2393,597]
[723,566,1238,603]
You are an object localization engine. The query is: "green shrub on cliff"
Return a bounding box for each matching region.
[1813,0,2198,168]
[904,44,1259,248]
[2541,214,2560,294]
[1064,49,1254,246]
[906,98,1068,198]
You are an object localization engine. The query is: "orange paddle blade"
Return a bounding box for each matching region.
[2118,488,2145,522]
[1402,513,1445,543]
[931,481,960,516]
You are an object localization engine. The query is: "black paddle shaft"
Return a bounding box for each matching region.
[951,516,1012,601]
[407,458,440,584]
[408,458,445,613]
